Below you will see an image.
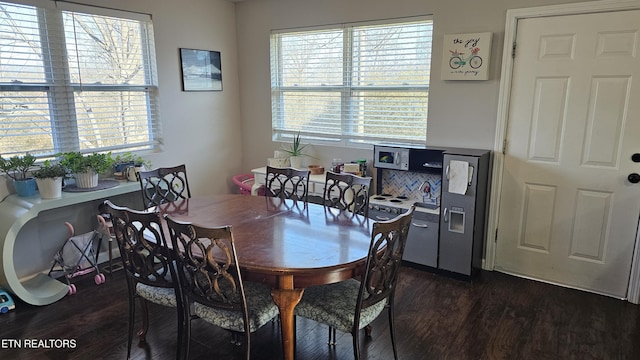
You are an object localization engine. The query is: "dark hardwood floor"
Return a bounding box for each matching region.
[1,265,639,360]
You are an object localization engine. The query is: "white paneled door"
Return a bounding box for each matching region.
[495,10,640,298]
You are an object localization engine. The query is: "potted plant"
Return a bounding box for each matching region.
[32,161,67,199]
[0,153,37,197]
[281,132,315,168]
[59,151,113,189]
[112,151,152,172]
[112,152,151,181]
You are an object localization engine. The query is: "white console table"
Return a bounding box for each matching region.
[0,180,140,306]
[251,167,328,197]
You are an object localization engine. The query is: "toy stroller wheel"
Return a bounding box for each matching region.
[100,273,106,283]
[68,284,76,295]
[94,274,103,285]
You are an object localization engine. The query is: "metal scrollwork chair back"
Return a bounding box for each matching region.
[138,164,191,208]
[164,216,279,360]
[323,171,372,217]
[104,200,182,360]
[264,166,310,202]
[294,206,415,360]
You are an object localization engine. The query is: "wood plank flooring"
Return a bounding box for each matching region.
[1,265,639,359]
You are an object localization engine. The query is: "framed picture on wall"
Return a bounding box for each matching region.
[441,32,492,80]
[179,48,223,91]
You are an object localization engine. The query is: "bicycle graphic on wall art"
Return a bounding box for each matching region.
[442,32,492,80]
[448,47,483,70]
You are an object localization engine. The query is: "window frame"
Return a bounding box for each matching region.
[270,16,433,148]
[0,1,160,158]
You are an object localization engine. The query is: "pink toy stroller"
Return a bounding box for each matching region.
[48,215,110,295]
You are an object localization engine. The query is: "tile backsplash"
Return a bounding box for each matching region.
[379,169,442,203]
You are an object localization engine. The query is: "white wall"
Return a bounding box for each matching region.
[234,0,592,171]
[1,0,243,201]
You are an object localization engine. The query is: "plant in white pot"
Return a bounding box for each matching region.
[112,151,151,181]
[32,161,67,199]
[281,132,315,169]
[0,153,37,197]
[59,151,113,189]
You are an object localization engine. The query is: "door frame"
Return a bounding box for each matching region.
[487,0,640,303]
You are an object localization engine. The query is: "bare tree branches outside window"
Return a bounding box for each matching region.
[0,2,159,158]
[271,18,432,146]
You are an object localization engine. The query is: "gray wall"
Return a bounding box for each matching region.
[1,0,243,200]
[1,0,595,198]
[235,0,592,171]
[1,0,245,283]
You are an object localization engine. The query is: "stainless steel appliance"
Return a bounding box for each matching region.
[374,145,411,171]
[373,144,443,172]
[439,148,491,277]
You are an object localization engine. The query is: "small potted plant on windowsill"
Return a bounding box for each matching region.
[0,153,37,197]
[32,161,67,199]
[112,152,152,181]
[112,152,152,172]
[59,151,113,189]
[281,132,316,169]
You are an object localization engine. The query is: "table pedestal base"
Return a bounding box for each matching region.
[271,275,304,360]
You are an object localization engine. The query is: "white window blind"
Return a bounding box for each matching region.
[0,1,160,158]
[270,18,432,146]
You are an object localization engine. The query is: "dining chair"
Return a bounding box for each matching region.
[103,200,182,360]
[321,171,373,343]
[164,215,280,360]
[264,166,310,202]
[323,171,373,217]
[138,164,191,209]
[295,205,415,360]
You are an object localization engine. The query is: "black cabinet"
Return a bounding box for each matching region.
[369,145,491,278]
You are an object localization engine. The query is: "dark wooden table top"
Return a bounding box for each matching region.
[157,194,373,360]
[158,194,372,276]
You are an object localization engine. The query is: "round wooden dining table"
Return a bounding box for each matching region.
[156,194,373,360]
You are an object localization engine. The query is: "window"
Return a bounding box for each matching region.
[270,17,432,146]
[0,1,160,158]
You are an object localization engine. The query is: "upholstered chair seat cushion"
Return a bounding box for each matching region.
[295,279,386,333]
[136,283,177,307]
[194,281,279,333]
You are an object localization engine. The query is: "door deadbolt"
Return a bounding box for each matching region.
[632,153,640,163]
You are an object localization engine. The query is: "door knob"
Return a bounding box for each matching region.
[629,173,640,184]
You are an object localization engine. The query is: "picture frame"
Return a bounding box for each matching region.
[441,32,492,81]
[179,48,222,91]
